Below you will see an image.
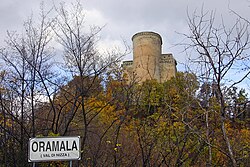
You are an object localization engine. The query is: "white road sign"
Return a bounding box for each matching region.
[28,136,81,162]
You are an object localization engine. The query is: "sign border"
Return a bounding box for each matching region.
[28,136,81,162]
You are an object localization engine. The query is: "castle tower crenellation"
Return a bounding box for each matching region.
[123,31,177,84]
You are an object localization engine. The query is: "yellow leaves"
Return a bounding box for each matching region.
[173,122,185,132]
[105,140,122,152]
[0,87,6,92]
[0,117,13,128]
[168,87,177,98]
[86,97,105,109]
[98,105,117,124]
[242,150,249,158]
[240,129,250,139]
[235,128,250,148]
[85,97,118,125]
[221,121,250,164]
[6,119,12,128]
[116,143,122,147]
[114,143,122,152]
[48,132,60,137]
[214,151,227,165]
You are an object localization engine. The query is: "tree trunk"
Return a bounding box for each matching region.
[220,117,237,167]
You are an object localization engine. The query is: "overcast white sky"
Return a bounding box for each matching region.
[0,0,250,69]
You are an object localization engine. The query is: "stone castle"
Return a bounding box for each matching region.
[122,31,177,84]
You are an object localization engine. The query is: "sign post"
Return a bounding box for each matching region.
[28,136,81,163]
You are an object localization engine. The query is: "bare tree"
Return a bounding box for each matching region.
[53,1,125,165]
[0,3,56,166]
[182,8,250,166]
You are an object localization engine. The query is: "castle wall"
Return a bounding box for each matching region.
[122,61,133,83]
[160,54,177,82]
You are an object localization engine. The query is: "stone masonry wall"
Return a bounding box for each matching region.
[123,31,177,84]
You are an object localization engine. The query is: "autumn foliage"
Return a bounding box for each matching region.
[0,1,250,166]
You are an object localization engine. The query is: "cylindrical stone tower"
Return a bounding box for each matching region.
[132,31,162,83]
